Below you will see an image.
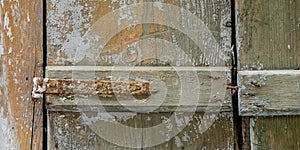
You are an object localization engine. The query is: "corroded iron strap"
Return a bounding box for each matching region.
[46,79,150,96]
[32,77,150,98]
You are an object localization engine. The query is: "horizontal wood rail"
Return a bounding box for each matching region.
[239,70,300,116]
[44,66,232,112]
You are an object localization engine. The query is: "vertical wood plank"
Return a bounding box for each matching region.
[48,111,143,150]
[237,0,300,70]
[237,0,300,149]
[142,112,234,149]
[46,0,232,66]
[250,116,300,150]
[0,0,43,149]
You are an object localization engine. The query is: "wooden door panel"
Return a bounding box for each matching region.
[236,0,300,149]
[46,0,233,149]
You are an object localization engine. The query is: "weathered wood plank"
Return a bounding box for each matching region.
[142,112,234,149]
[237,0,300,149]
[48,111,233,149]
[45,66,231,112]
[31,101,44,150]
[239,70,300,116]
[46,0,232,67]
[0,0,44,149]
[237,0,300,70]
[248,116,300,150]
[46,0,233,149]
[48,111,143,150]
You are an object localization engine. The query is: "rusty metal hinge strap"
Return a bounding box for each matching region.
[32,77,150,99]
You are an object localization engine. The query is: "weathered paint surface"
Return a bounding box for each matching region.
[0,0,43,149]
[47,0,232,66]
[239,70,300,116]
[48,112,233,149]
[45,66,231,112]
[250,117,300,150]
[237,0,300,149]
[237,0,300,70]
[46,0,233,149]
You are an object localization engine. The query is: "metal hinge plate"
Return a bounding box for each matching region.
[32,77,150,100]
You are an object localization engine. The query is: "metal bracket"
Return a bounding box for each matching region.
[32,77,150,100]
[32,77,48,100]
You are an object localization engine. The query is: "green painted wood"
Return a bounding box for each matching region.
[237,0,300,70]
[249,116,300,150]
[238,70,300,116]
[237,0,300,149]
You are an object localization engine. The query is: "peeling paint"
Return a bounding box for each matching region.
[0,107,18,150]
[81,111,137,125]
[4,12,14,42]
[250,118,256,150]
[174,136,183,147]
[0,0,3,9]
[10,1,20,26]
[242,61,264,70]
[26,12,30,22]
[8,47,12,54]
[0,46,19,150]
[47,0,231,66]
[0,44,3,55]
[47,0,97,64]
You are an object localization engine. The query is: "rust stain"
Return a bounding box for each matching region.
[36,78,150,97]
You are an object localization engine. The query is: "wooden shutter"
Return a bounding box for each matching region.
[45,0,234,149]
[236,0,300,149]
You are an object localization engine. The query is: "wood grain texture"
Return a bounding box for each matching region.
[48,111,233,149]
[48,111,143,150]
[31,101,44,150]
[46,0,232,67]
[142,112,233,149]
[239,70,300,116]
[46,0,233,149]
[237,0,300,149]
[237,0,300,70]
[0,0,43,149]
[249,116,300,150]
[46,66,231,112]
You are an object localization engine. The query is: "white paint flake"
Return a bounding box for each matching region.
[174,136,183,147]
[153,2,164,11]
[8,47,12,54]
[27,12,30,22]
[47,0,96,64]
[0,0,3,8]
[4,12,14,42]
[0,45,3,55]
[0,54,19,150]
